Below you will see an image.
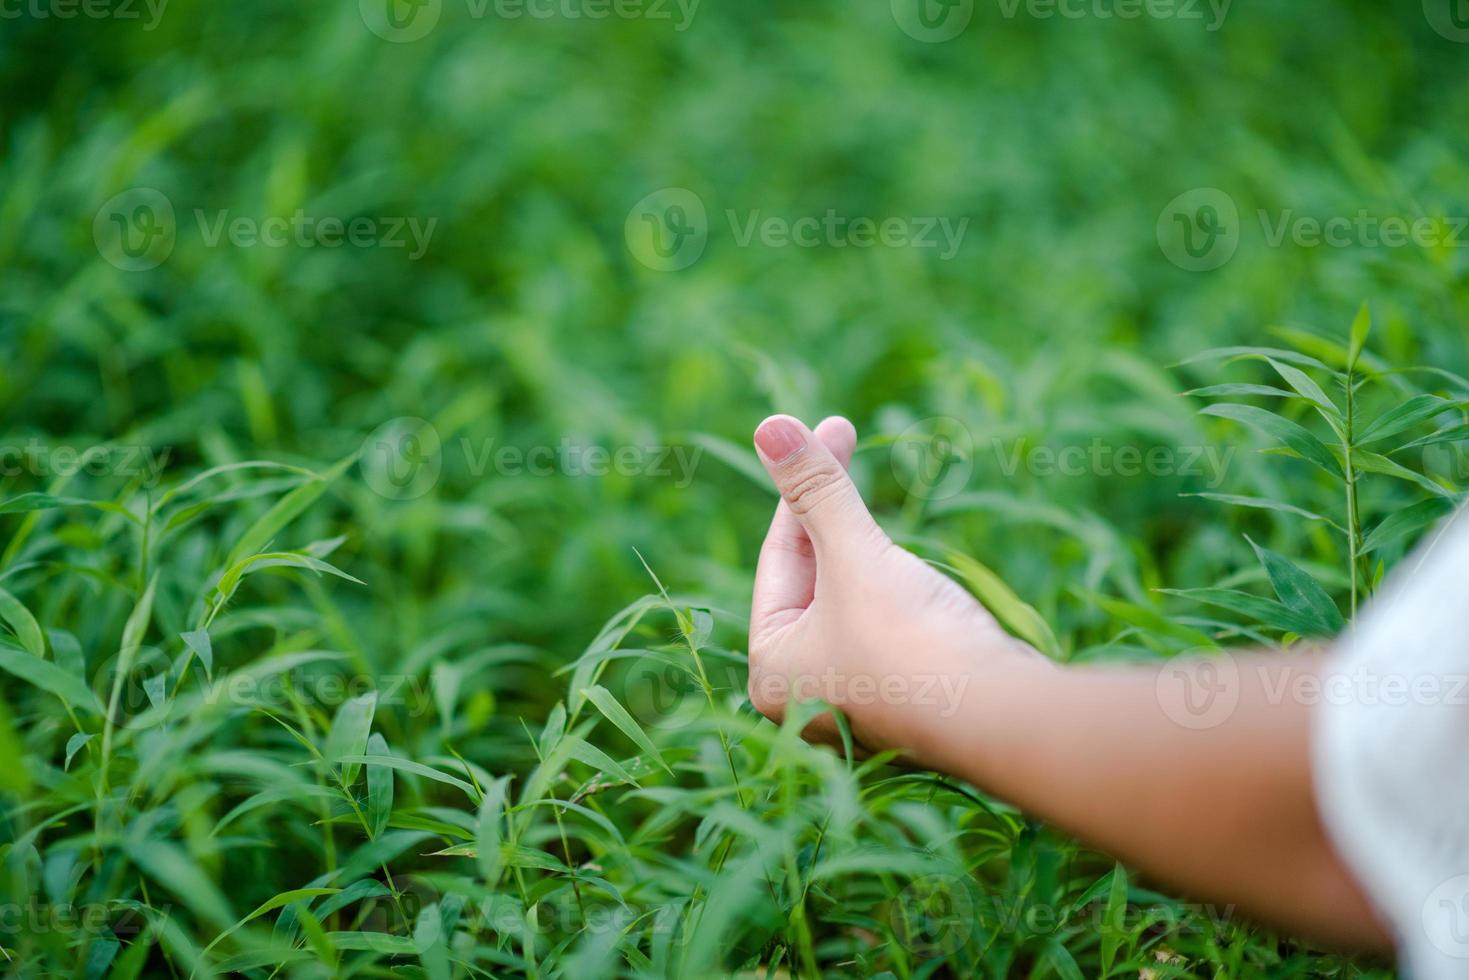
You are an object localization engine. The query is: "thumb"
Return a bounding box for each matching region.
[753,415,880,552]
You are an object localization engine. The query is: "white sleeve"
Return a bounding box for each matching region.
[1313,504,1469,979]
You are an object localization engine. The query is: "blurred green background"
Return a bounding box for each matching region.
[5,0,1466,649]
[2,0,1467,974]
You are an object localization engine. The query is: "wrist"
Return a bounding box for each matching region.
[864,631,1054,778]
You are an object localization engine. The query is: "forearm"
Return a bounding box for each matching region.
[901,648,1391,950]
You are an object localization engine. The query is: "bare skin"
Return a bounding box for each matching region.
[747,414,1392,952]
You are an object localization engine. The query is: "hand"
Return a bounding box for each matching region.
[747,414,1042,759]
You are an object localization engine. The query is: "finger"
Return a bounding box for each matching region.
[751,417,856,634]
[753,414,878,555]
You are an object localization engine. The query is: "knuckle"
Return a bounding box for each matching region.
[782,462,848,518]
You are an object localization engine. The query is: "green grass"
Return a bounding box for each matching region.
[3,1,1469,976]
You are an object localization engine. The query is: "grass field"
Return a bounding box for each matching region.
[3,1,1469,976]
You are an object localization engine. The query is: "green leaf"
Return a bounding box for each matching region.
[678,431,772,493]
[1348,302,1371,370]
[120,575,158,658]
[0,493,135,520]
[943,550,1061,659]
[1045,940,1085,980]
[1099,864,1129,977]
[581,684,671,774]
[1361,498,1455,556]
[324,692,377,786]
[1181,493,1343,531]
[1350,448,1456,498]
[1157,587,1322,636]
[124,840,236,929]
[224,453,355,568]
[201,887,341,962]
[1269,325,1353,370]
[181,628,213,676]
[65,732,94,770]
[1199,403,1342,477]
[1176,346,1330,372]
[1245,537,1344,634]
[336,755,477,799]
[0,587,46,658]
[1182,383,1296,399]
[565,737,641,786]
[415,903,451,980]
[1265,357,1341,423]
[1080,591,1216,648]
[0,644,103,713]
[1357,394,1460,445]
[365,733,394,839]
[1396,424,1469,452]
[0,696,32,795]
[475,775,512,884]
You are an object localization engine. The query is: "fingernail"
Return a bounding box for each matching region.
[755,417,806,463]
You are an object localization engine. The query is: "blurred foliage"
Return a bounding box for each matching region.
[0,0,1465,975]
